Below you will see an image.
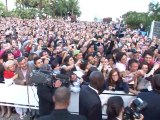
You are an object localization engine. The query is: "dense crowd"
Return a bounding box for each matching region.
[0,17,160,119]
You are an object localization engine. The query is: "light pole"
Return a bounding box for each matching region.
[50,2,52,18]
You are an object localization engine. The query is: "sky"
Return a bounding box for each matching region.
[1,0,160,21]
[79,0,160,21]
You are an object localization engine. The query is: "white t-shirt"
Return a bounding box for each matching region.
[115,62,126,72]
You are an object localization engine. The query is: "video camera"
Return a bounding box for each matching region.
[29,70,70,87]
[123,98,147,120]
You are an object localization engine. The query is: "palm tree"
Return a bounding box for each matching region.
[148,2,160,20]
[36,0,50,10]
[16,0,25,8]
[54,0,67,17]
[67,0,81,16]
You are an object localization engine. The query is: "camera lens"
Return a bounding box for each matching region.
[97,43,100,46]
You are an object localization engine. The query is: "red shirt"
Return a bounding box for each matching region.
[3,70,15,79]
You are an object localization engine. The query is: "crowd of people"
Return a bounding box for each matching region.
[0,17,160,120]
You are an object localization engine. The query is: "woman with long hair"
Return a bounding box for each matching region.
[106,68,129,93]
[106,96,124,120]
[61,56,76,76]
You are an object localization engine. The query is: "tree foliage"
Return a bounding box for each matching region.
[148,2,160,20]
[12,7,38,19]
[122,2,160,30]
[0,1,12,17]
[67,0,81,16]
[15,0,81,18]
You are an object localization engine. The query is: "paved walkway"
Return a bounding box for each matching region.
[0,114,29,120]
[0,113,37,120]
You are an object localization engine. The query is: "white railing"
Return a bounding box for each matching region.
[0,83,136,117]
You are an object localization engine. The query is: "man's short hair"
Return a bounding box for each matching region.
[89,71,104,87]
[34,57,41,65]
[37,38,43,44]
[116,52,126,62]
[39,50,47,57]
[128,58,138,67]
[54,87,71,104]
[142,50,154,58]
[17,56,25,63]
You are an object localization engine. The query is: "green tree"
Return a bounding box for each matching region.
[55,0,67,17]
[12,7,38,19]
[31,0,50,10]
[67,0,81,16]
[15,0,81,18]
[148,2,160,20]
[16,0,27,8]
[122,2,160,30]
[0,2,5,16]
[122,11,152,30]
[54,0,81,17]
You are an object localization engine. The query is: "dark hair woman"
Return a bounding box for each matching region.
[61,56,76,76]
[106,96,124,120]
[106,68,129,93]
[2,50,14,62]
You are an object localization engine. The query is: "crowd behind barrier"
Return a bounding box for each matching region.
[0,17,160,119]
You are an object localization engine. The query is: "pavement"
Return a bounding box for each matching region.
[0,112,38,120]
[0,114,29,120]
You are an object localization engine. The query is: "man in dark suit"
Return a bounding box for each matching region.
[137,74,160,120]
[38,87,87,120]
[79,71,105,120]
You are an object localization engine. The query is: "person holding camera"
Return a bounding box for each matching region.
[137,74,160,120]
[33,57,62,117]
[106,96,144,120]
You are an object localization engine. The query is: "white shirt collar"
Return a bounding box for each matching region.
[88,85,99,94]
[116,117,122,120]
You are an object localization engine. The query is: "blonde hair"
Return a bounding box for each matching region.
[4,60,15,70]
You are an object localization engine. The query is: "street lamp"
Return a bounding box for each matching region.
[49,2,53,18]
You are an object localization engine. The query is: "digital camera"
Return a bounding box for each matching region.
[123,98,147,120]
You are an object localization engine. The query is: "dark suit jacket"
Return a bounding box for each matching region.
[79,85,102,120]
[37,84,55,117]
[107,118,118,120]
[38,109,87,120]
[137,90,160,120]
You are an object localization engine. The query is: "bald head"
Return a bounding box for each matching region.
[89,71,104,91]
[54,87,71,104]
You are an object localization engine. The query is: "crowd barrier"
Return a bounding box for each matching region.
[0,84,136,117]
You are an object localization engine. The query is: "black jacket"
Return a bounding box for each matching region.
[37,84,55,117]
[137,90,160,120]
[38,109,87,120]
[105,79,129,93]
[79,85,102,120]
